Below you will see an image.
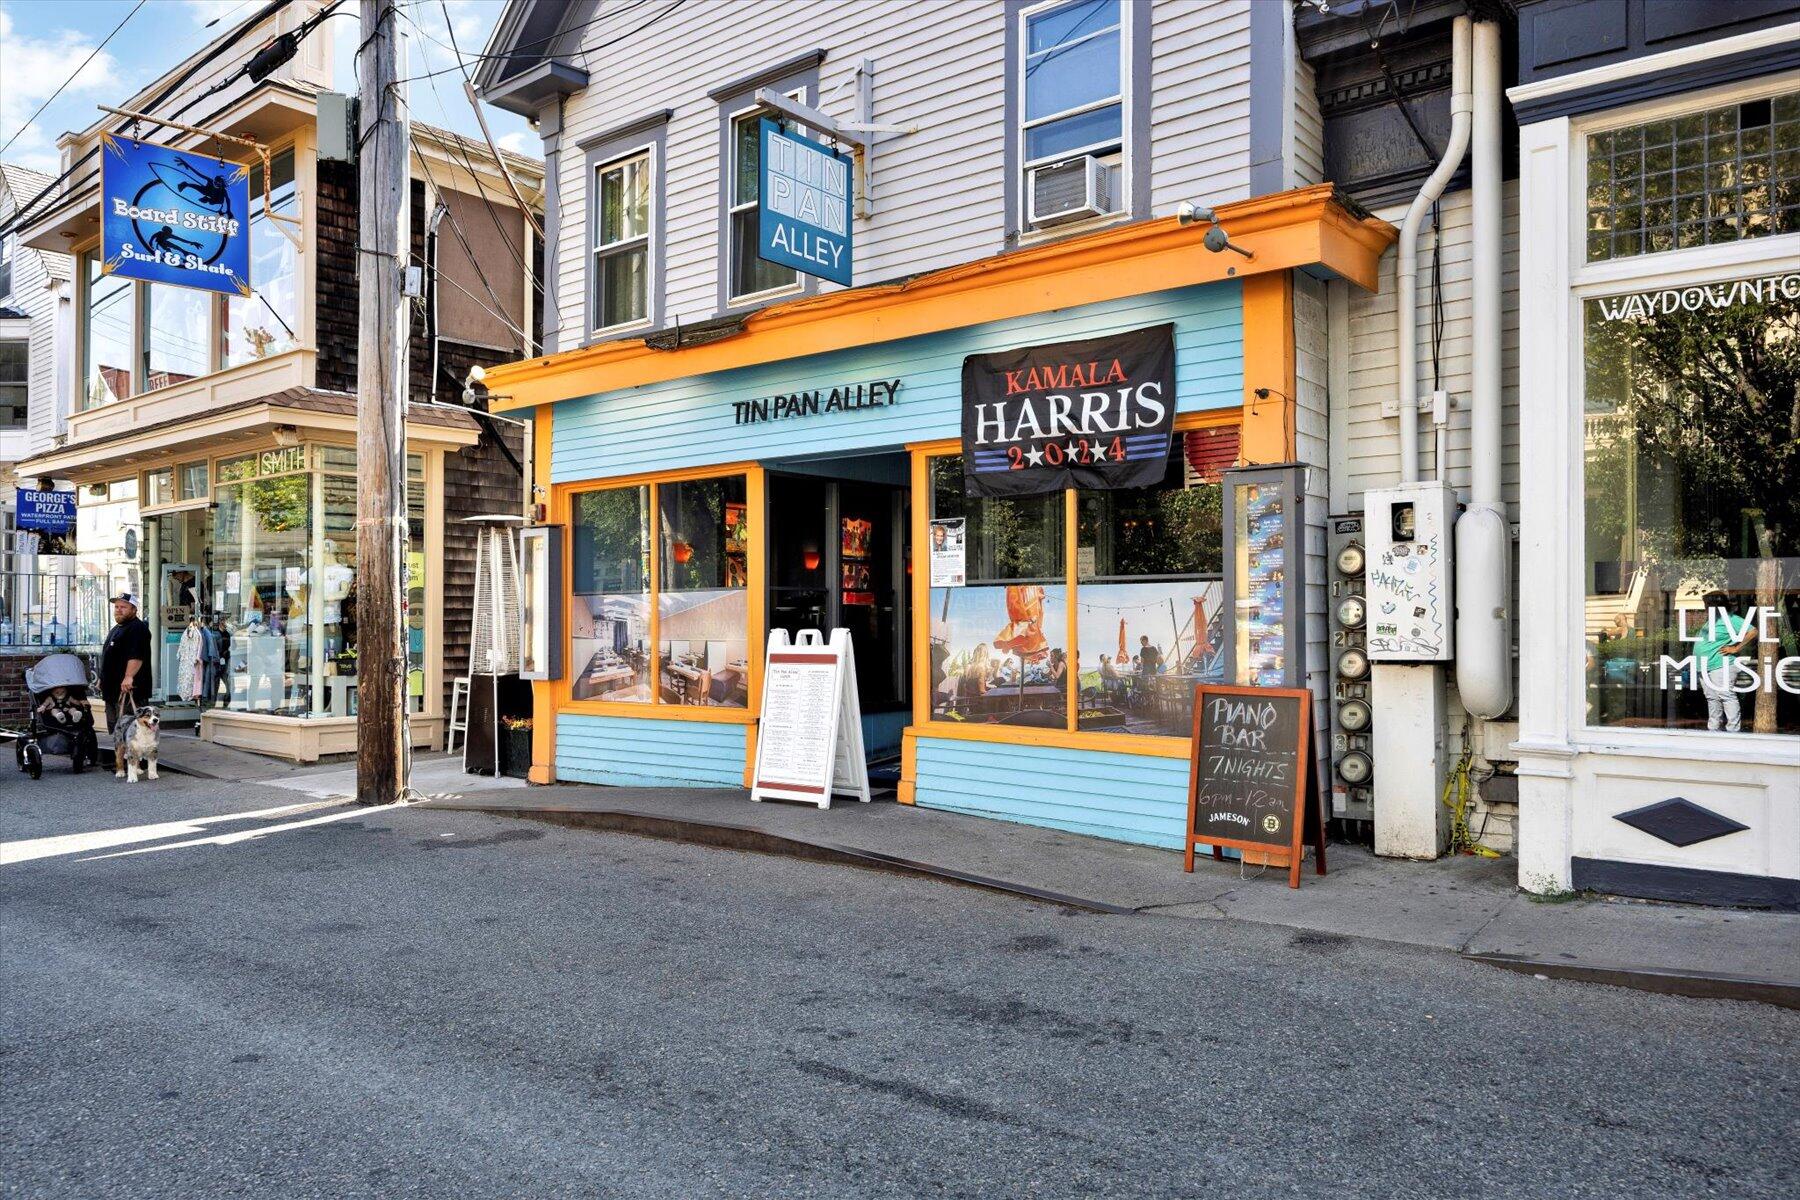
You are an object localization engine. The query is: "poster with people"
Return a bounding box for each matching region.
[929,519,966,587]
[927,584,1068,728]
[1074,581,1225,736]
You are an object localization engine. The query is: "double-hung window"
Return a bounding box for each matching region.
[1017,0,1128,230]
[728,105,801,303]
[592,150,653,332]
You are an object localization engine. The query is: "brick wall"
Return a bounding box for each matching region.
[0,652,40,730]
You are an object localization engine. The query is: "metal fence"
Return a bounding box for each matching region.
[0,529,108,651]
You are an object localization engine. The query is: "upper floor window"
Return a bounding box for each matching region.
[0,339,26,428]
[0,234,14,302]
[81,252,133,411]
[728,107,801,303]
[223,151,299,366]
[1015,0,1138,235]
[1586,89,1800,263]
[593,149,652,332]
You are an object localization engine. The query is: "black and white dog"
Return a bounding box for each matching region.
[114,706,161,782]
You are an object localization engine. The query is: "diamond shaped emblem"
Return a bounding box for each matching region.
[1613,798,1748,848]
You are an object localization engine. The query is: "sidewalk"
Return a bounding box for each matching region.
[426,783,1800,1008]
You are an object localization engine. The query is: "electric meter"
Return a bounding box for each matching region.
[1335,542,1365,576]
[1337,750,1373,785]
[1339,698,1372,732]
[1336,595,1366,629]
[1337,646,1369,681]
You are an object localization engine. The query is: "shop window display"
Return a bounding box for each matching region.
[657,476,749,708]
[570,485,651,702]
[1583,273,1800,734]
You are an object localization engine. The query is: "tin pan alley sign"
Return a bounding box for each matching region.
[758,117,853,287]
[100,133,251,296]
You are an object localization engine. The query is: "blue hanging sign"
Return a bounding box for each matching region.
[15,489,77,534]
[757,117,853,287]
[100,132,251,296]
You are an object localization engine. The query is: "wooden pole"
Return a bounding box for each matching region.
[355,0,410,805]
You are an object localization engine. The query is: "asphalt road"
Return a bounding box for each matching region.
[3,769,1796,1199]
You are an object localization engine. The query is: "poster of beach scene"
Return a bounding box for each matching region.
[927,584,1069,728]
[1074,580,1225,736]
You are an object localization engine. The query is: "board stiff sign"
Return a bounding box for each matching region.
[750,628,870,808]
[1184,683,1326,888]
[100,133,251,296]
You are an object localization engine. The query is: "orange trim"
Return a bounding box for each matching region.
[1239,271,1297,465]
[486,186,1393,411]
[529,403,557,785]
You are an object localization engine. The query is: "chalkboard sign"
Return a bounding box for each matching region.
[1184,684,1326,887]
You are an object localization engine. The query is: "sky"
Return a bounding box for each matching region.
[0,0,534,178]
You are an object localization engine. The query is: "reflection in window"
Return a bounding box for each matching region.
[211,471,312,716]
[1583,277,1800,734]
[145,282,212,390]
[729,109,798,301]
[224,151,299,365]
[571,485,651,702]
[82,253,134,408]
[658,476,748,707]
[929,455,1064,583]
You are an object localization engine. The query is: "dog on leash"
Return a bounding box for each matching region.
[114,706,161,782]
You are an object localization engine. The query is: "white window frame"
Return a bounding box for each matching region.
[1015,0,1131,229]
[726,96,805,307]
[0,233,15,302]
[1546,71,1800,764]
[590,145,656,335]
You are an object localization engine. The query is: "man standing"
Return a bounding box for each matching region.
[100,592,152,733]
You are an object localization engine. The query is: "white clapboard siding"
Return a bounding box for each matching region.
[1295,270,1332,786]
[549,0,1262,348]
[1293,55,1325,187]
[1337,183,1522,519]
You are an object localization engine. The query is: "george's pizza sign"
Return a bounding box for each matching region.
[961,323,1177,497]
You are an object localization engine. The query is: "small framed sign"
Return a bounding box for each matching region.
[1184,683,1327,888]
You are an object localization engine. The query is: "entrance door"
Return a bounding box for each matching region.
[766,471,909,716]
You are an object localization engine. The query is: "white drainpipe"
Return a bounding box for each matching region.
[1454,18,1513,720]
[1396,14,1472,483]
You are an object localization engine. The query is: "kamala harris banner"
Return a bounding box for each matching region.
[100,133,251,296]
[962,323,1177,497]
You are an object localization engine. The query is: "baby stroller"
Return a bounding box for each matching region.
[12,652,101,779]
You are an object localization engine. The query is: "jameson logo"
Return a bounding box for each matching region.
[1595,274,1800,321]
[962,323,1176,498]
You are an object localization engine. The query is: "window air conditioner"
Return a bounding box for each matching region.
[1027,155,1111,227]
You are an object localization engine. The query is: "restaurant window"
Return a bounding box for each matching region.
[728,105,800,303]
[145,467,176,508]
[1586,89,1800,263]
[81,252,133,409]
[0,339,26,427]
[592,149,652,332]
[144,282,212,391]
[223,150,299,366]
[179,461,209,502]
[925,423,1232,738]
[1583,272,1800,735]
[569,473,750,708]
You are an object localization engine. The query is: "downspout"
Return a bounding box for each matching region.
[427,201,449,403]
[1454,18,1514,719]
[1397,14,1472,482]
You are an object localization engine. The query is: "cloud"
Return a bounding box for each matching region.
[0,8,125,171]
[495,130,535,156]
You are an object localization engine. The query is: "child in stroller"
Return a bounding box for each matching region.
[13,652,100,778]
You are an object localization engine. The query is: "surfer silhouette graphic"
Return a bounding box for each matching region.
[146,225,203,259]
[170,156,232,212]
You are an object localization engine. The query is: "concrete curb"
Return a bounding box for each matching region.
[1463,951,1800,1010]
[461,804,1137,916]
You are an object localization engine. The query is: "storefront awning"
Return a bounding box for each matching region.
[483,184,1395,412]
[16,387,484,483]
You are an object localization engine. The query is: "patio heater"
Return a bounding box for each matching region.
[461,514,525,776]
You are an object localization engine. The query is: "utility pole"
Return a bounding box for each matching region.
[356,0,410,805]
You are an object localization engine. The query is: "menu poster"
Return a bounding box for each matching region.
[929,518,966,587]
[750,627,871,808]
[1183,683,1326,888]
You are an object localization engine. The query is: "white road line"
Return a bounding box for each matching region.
[79,801,413,860]
[1,799,345,866]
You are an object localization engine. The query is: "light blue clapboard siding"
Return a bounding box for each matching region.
[912,735,1195,851]
[556,714,746,788]
[552,282,1242,483]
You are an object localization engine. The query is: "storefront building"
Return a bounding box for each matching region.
[490,191,1391,846]
[10,1,540,760]
[1510,2,1800,906]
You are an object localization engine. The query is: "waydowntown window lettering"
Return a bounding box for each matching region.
[1592,273,1800,321]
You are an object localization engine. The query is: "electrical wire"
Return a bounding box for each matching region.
[392,0,682,86]
[0,0,148,159]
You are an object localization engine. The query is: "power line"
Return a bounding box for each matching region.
[0,0,148,159]
[399,0,653,67]
[393,0,680,86]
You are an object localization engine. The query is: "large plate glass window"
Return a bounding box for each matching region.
[144,281,212,391]
[82,252,134,409]
[570,485,651,702]
[1583,271,1799,735]
[592,149,651,332]
[223,150,299,366]
[657,476,749,707]
[1020,0,1124,221]
[729,107,799,302]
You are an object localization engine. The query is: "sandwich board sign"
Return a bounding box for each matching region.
[1184,683,1327,888]
[751,627,870,808]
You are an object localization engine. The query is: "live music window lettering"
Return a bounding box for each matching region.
[962,323,1177,497]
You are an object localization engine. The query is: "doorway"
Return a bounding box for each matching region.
[766,462,911,748]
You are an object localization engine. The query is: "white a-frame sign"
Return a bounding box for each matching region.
[750,628,871,808]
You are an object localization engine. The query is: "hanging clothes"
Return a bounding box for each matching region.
[177,623,204,702]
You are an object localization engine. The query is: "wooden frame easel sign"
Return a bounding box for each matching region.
[750,628,871,808]
[1184,684,1327,888]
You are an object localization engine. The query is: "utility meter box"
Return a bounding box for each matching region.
[1363,483,1456,663]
